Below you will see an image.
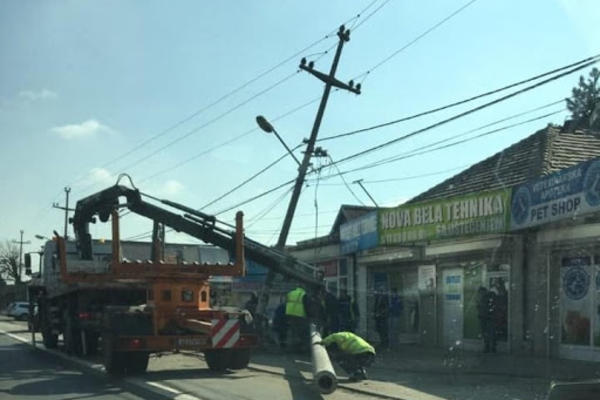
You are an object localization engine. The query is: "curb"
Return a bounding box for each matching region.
[246,364,409,400]
[0,327,203,400]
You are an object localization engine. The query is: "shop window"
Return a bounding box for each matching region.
[147,289,154,301]
[560,256,594,346]
[181,289,194,302]
[339,259,348,276]
[201,290,207,303]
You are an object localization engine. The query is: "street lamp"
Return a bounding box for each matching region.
[256,115,301,167]
[34,235,48,241]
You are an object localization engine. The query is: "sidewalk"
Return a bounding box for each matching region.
[372,344,600,381]
[251,343,600,400]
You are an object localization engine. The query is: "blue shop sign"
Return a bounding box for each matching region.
[340,211,378,254]
[511,157,600,230]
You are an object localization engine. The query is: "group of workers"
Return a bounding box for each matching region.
[271,286,375,382]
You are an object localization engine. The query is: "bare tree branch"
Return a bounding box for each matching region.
[0,240,22,284]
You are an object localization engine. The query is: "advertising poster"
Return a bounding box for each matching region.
[560,257,592,346]
[340,211,378,254]
[418,265,436,292]
[378,189,511,245]
[511,157,600,230]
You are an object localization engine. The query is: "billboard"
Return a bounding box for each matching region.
[340,211,378,254]
[378,189,511,246]
[510,157,600,230]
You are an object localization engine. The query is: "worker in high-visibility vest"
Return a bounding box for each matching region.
[285,287,309,352]
[317,331,375,381]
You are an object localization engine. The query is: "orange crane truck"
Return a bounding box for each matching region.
[27,184,321,375]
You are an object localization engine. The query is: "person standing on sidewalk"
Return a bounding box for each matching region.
[477,286,498,353]
[374,291,389,350]
[389,288,403,349]
[317,331,376,381]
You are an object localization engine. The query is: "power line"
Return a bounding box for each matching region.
[315,165,470,186]
[352,0,480,83]
[328,109,567,178]
[218,107,567,220]
[246,186,295,229]
[332,58,599,167]
[69,1,387,193]
[327,155,365,205]
[319,52,599,142]
[115,71,300,175]
[214,179,296,217]
[137,95,320,185]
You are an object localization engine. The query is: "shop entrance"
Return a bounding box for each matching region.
[388,270,419,344]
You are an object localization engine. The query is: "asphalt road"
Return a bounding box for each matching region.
[0,316,369,400]
[0,332,147,400]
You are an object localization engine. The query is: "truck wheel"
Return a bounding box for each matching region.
[126,352,149,374]
[85,331,100,356]
[42,327,58,349]
[229,349,251,369]
[204,349,232,372]
[63,311,82,355]
[103,333,126,375]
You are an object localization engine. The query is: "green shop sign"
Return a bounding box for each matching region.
[378,189,512,245]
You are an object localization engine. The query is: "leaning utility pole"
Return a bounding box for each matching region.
[258,25,361,314]
[53,186,74,239]
[12,230,30,283]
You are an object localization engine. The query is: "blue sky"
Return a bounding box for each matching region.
[1,0,599,262]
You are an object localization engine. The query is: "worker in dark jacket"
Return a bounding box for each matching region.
[272,300,288,348]
[323,289,339,336]
[477,286,498,353]
[317,332,375,381]
[374,292,389,349]
[338,289,358,332]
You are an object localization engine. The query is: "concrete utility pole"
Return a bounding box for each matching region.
[53,186,74,239]
[258,25,361,314]
[12,230,30,283]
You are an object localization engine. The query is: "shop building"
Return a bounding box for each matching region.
[340,124,600,360]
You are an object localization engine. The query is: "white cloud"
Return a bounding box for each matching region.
[50,119,114,140]
[19,89,58,101]
[87,167,116,186]
[162,180,184,196]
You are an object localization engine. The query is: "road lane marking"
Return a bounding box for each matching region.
[0,325,204,400]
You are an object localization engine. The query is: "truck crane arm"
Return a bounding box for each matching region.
[71,184,321,290]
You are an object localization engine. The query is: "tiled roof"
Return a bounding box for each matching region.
[409,125,600,203]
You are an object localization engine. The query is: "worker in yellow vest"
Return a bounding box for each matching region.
[317,331,375,381]
[285,287,309,352]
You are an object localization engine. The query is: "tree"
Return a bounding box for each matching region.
[566,67,600,130]
[0,240,22,284]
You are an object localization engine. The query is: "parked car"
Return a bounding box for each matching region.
[3,302,16,316]
[8,302,29,320]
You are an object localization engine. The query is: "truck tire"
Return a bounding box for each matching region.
[63,311,83,355]
[204,349,232,372]
[84,330,100,356]
[229,348,251,369]
[42,326,58,349]
[126,352,149,374]
[102,333,126,375]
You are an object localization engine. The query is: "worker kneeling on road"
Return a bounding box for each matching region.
[317,331,375,382]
